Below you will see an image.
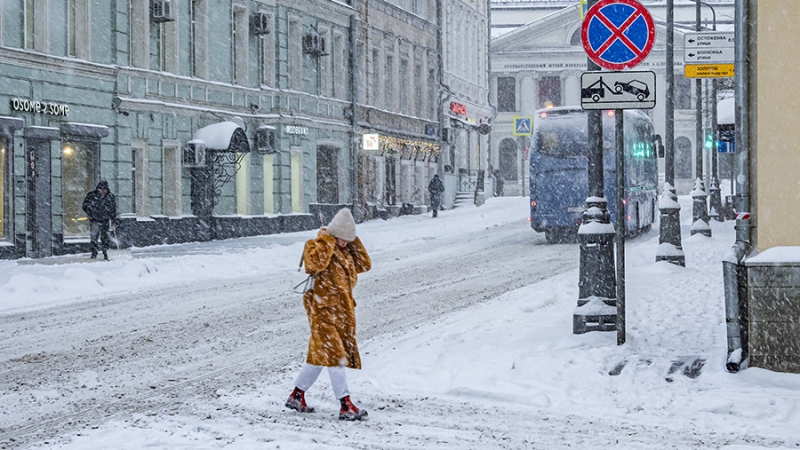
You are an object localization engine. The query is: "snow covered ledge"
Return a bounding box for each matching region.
[743,247,800,373]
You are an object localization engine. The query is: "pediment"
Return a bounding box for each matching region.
[493,5,692,53]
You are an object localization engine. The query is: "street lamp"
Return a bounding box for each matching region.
[692,0,725,222]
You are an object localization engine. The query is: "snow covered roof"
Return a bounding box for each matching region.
[192,121,250,152]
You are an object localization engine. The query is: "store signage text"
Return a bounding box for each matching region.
[284,125,309,135]
[11,98,70,116]
[449,102,467,116]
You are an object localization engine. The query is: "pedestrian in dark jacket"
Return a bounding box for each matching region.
[428,174,445,217]
[493,169,505,197]
[82,180,117,260]
[286,208,372,421]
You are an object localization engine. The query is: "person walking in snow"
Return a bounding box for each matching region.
[428,173,445,218]
[493,169,505,197]
[286,207,372,421]
[82,180,117,260]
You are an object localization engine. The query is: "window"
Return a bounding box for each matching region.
[163,141,182,216]
[415,62,423,117]
[400,58,409,114]
[190,0,208,78]
[497,77,516,112]
[232,5,248,85]
[371,48,381,109]
[0,136,6,240]
[260,13,276,87]
[288,17,302,91]
[62,141,96,238]
[25,0,34,50]
[68,0,89,59]
[385,54,395,109]
[539,76,561,108]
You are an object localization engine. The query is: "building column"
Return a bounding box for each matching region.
[563,71,581,107]
[520,72,539,117]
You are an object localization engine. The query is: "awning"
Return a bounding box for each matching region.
[193,118,250,152]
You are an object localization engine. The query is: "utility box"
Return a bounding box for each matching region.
[745,248,800,373]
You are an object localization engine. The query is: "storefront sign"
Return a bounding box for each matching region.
[363,133,380,150]
[284,125,309,135]
[449,102,467,116]
[11,98,70,116]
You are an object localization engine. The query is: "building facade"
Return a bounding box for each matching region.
[351,0,442,218]
[440,0,493,205]
[489,2,735,196]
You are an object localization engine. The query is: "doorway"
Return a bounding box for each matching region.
[316,145,339,204]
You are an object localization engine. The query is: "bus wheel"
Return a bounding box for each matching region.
[545,229,560,244]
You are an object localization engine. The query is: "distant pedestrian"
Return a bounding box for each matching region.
[494,169,505,197]
[286,208,372,421]
[428,174,445,218]
[82,180,117,260]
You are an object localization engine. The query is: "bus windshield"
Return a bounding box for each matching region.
[535,114,614,158]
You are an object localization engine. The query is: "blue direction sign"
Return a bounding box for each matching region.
[581,0,656,70]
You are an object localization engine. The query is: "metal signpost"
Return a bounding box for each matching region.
[580,0,656,345]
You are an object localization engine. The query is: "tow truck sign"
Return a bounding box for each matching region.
[580,70,656,110]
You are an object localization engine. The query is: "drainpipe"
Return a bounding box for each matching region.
[486,0,498,180]
[437,0,452,175]
[722,0,752,373]
[350,14,360,220]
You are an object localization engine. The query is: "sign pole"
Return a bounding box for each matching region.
[615,109,626,345]
[575,0,617,335]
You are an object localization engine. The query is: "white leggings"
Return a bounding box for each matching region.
[294,363,350,400]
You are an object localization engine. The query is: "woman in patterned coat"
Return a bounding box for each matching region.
[285,208,371,421]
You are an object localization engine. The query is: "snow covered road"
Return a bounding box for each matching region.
[2,197,799,449]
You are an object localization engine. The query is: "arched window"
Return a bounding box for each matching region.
[570,28,582,46]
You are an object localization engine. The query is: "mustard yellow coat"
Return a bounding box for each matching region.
[302,230,371,368]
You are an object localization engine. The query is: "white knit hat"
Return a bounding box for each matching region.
[327,208,357,242]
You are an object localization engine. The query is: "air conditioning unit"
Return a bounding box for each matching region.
[183,140,206,168]
[151,0,175,23]
[303,32,329,56]
[255,126,277,155]
[251,12,271,35]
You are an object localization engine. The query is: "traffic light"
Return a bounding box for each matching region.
[704,133,714,149]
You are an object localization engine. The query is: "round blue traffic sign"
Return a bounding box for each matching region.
[581,0,656,70]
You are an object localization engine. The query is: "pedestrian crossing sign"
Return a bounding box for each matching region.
[514,116,532,136]
[579,0,588,19]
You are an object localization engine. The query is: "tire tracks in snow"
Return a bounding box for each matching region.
[0,219,578,448]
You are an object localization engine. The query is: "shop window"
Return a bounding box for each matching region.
[263,154,274,214]
[291,147,303,213]
[62,141,97,238]
[0,136,6,240]
[497,77,516,112]
[235,153,250,215]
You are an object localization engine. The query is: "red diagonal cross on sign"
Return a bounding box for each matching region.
[581,0,656,70]
[590,9,643,59]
